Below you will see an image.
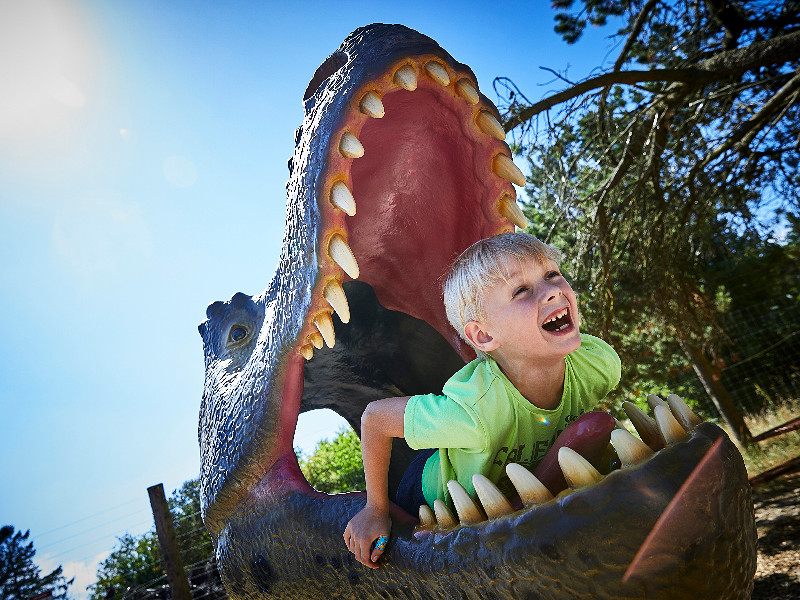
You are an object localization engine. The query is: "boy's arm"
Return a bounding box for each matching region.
[343,396,409,569]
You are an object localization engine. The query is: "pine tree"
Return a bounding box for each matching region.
[0,525,72,600]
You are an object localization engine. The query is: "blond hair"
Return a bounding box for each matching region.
[443,232,562,359]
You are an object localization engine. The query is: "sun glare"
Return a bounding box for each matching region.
[0,0,90,139]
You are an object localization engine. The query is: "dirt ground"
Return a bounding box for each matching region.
[750,473,800,599]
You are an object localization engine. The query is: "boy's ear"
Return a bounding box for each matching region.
[464,321,499,352]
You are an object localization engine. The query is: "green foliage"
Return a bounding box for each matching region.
[88,479,214,600]
[89,533,162,600]
[167,479,214,569]
[553,0,630,44]
[505,0,800,419]
[0,526,72,600]
[298,427,365,493]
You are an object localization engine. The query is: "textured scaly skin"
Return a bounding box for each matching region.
[198,24,756,599]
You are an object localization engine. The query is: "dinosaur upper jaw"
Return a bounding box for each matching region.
[198,24,756,599]
[198,24,520,530]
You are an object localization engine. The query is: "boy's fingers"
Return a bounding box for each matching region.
[358,542,379,569]
[370,534,389,564]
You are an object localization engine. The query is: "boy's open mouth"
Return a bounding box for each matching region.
[541,307,572,332]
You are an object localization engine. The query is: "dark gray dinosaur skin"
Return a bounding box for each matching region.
[198,24,756,599]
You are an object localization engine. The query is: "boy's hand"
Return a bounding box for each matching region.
[343,504,391,568]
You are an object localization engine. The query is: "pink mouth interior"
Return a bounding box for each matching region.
[347,84,511,359]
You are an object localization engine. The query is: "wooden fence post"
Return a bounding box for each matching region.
[148,483,192,600]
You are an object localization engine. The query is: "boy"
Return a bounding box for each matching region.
[343,232,620,568]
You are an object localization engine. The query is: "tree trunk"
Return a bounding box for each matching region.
[682,341,752,445]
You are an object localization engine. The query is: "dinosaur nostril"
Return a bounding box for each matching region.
[303,51,347,101]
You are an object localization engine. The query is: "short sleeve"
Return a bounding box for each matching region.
[404,393,487,452]
[568,335,622,410]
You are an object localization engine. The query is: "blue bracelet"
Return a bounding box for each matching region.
[374,535,389,551]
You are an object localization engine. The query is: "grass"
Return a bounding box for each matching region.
[738,398,800,477]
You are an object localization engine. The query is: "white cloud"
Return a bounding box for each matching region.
[39,550,109,600]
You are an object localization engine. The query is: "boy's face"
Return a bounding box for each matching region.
[469,255,581,364]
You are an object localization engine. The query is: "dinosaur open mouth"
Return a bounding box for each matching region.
[286,52,532,514]
[198,24,756,599]
[294,56,523,366]
[273,50,716,531]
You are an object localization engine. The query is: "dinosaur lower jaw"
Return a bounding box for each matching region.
[218,420,756,600]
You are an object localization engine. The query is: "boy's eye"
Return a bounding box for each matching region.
[513,286,528,297]
[546,271,561,280]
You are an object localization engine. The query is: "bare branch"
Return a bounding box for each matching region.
[504,29,800,132]
[504,69,704,130]
[613,0,660,72]
[692,65,800,175]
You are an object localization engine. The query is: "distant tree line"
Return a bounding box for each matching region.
[89,480,215,600]
[86,435,365,600]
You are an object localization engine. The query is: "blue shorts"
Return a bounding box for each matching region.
[395,448,436,515]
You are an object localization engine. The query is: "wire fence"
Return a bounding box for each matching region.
[663,300,800,421]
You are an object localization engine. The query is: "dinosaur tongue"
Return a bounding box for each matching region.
[533,411,616,495]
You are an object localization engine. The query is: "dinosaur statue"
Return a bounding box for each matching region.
[198,23,756,599]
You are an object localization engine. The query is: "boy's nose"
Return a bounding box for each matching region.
[545,288,563,302]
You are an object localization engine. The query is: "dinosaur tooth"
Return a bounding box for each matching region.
[424,61,450,86]
[472,474,513,519]
[455,78,479,104]
[654,404,688,444]
[505,462,554,507]
[433,498,457,529]
[622,401,665,450]
[328,233,360,279]
[314,312,335,348]
[308,331,323,349]
[647,393,668,411]
[498,194,529,229]
[323,280,350,324]
[667,393,703,430]
[359,90,384,118]
[299,344,313,360]
[446,480,484,525]
[330,181,356,216]
[493,154,526,187]
[339,132,364,158]
[419,504,435,527]
[393,64,417,90]
[558,447,603,489]
[610,428,655,467]
[476,110,506,141]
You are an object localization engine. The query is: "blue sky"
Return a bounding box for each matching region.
[0,1,622,597]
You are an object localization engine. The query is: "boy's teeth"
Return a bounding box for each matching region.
[544,308,568,324]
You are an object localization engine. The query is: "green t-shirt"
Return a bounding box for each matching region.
[403,334,621,509]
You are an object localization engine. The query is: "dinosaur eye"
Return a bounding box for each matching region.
[228,325,248,344]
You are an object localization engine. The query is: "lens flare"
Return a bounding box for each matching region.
[0,0,90,139]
